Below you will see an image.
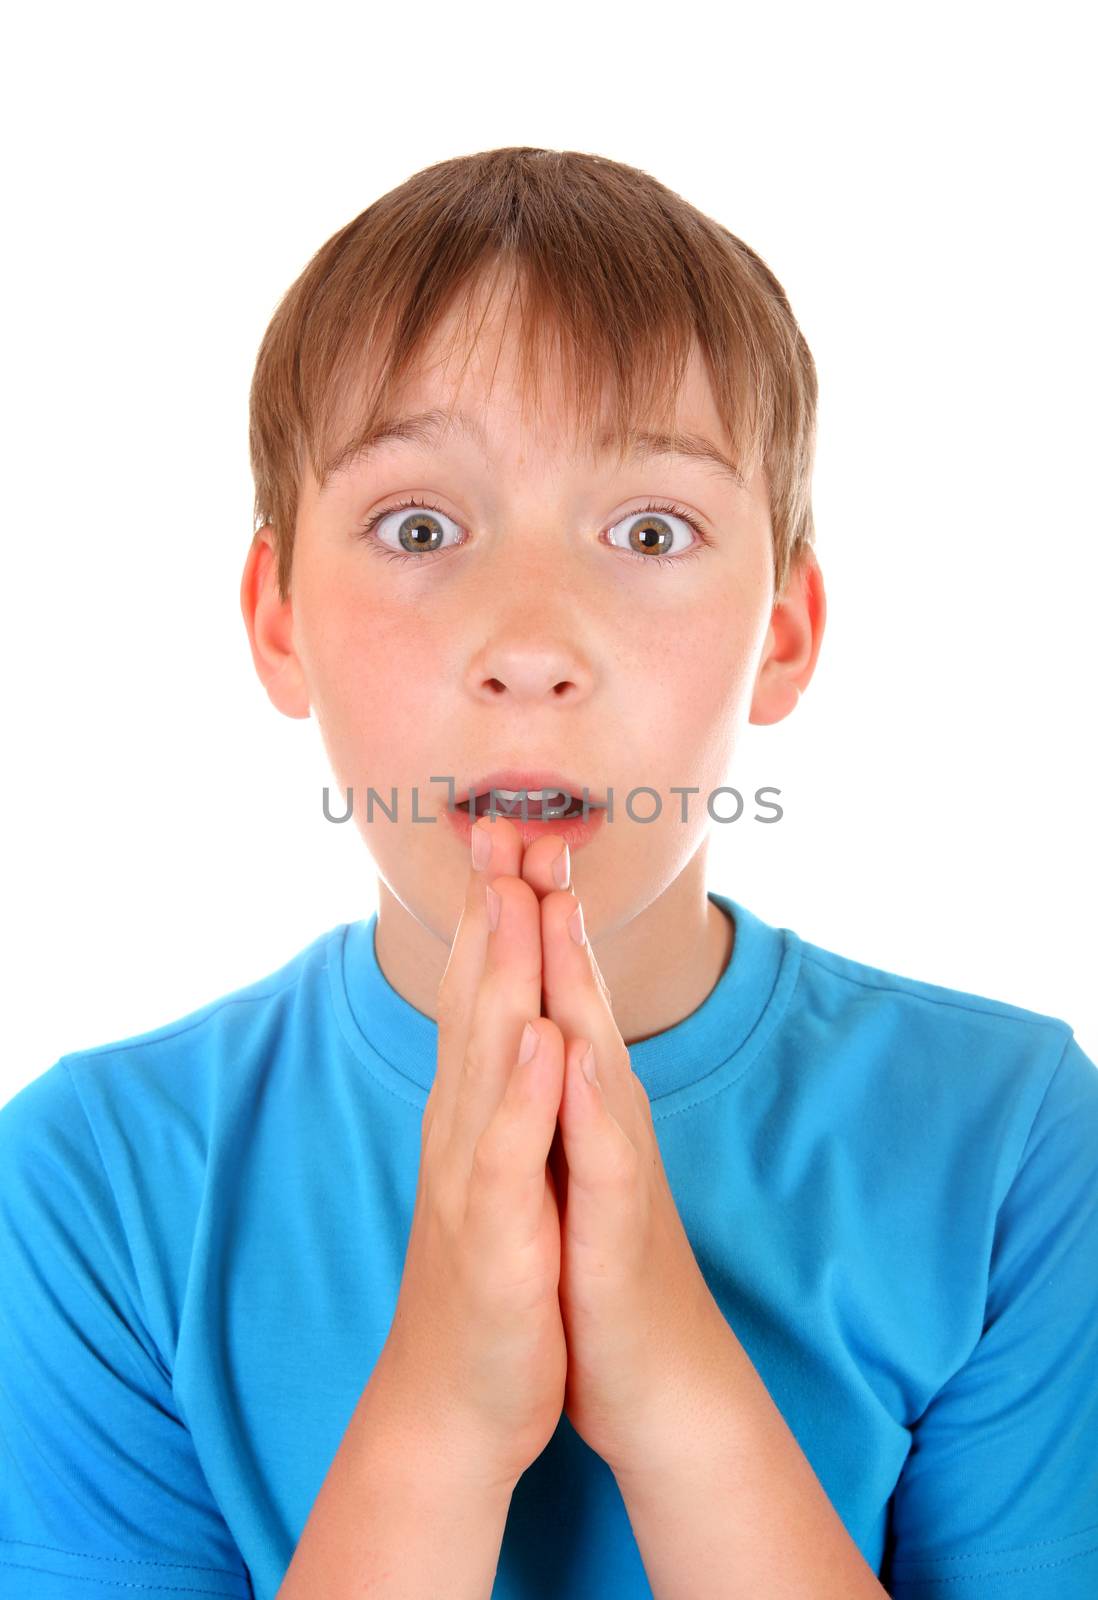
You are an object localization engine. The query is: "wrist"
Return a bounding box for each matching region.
[603,1316,746,1490]
[358,1355,523,1502]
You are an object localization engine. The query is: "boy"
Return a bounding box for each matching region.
[2,147,1096,1599]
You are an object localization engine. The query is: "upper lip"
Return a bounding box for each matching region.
[453,768,606,808]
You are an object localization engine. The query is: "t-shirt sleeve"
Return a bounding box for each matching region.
[882,1030,1098,1599]
[0,1060,253,1598]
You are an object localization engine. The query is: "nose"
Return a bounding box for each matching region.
[463,550,595,703]
[466,627,594,703]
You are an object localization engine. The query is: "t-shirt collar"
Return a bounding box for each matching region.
[334,890,791,1105]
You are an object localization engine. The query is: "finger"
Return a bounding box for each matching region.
[538,890,636,1135]
[430,815,526,1133]
[467,1017,566,1247]
[451,874,545,1165]
[557,1034,637,1202]
[518,834,572,900]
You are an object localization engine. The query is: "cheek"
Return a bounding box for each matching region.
[640,599,759,728]
[301,582,440,772]
[619,582,768,794]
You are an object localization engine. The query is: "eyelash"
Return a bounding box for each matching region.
[355,496,712,569]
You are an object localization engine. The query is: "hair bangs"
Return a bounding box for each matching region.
[249,149,815,602]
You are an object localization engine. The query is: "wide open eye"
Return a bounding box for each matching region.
[356,496,709,568]
[359,498,463,560]
[605,504,704,564]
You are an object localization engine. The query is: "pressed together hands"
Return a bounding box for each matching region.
[369,814,734,1498]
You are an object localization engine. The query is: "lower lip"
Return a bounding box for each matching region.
[444,801,608,852]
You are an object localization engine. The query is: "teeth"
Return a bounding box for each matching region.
[469,785,581,817]
[459,783,602,820]
[492,788,566,801]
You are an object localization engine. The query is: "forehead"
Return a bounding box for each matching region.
[320,407,750,502]
[398,300,722,445]
[320,296,746,493]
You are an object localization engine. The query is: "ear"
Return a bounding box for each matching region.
[749,548,827,726]
[239,526,311,720]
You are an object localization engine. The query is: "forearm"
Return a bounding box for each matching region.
[276,1370,515,1599]
[612,1327,887,1600]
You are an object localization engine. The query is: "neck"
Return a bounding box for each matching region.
[372,849,735,1048]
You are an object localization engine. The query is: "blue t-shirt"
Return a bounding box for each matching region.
[2,891,1097,1599]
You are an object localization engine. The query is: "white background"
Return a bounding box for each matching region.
[2,1,1095,1102]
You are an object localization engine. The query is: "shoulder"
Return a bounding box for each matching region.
[794,927,1077,1069]
[779,924,1093,1186]
[0,922,359,1372]
[798,926,1072,1028]
[0,920,352,1165]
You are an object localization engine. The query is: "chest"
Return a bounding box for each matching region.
[167,1112,944,1597]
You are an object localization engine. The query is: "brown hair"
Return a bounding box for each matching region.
[248,146,818,604]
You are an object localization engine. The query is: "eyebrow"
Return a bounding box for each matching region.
[321,406,747,491]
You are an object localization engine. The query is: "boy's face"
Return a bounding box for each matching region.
[244,288,821,946]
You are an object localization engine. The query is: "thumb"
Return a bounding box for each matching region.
[481,1016,565,1240]
[558,1037,629,1190]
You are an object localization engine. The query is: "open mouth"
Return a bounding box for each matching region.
[455,787,601,821]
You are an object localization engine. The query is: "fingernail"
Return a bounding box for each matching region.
[471,822,492,871]
[486,884,501,931]
[518,1021,539,1064]
[580,1042,597,1084]
[552,842,571,889]
[568,903,585,946]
